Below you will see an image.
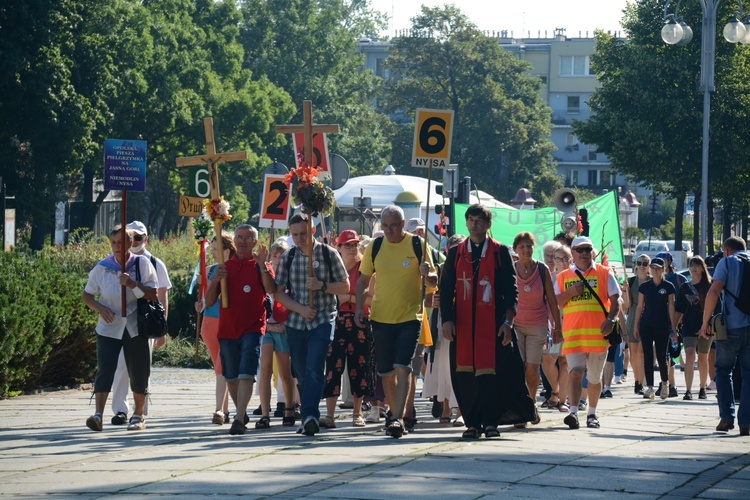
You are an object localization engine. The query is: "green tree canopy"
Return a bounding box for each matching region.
[382,5,560,203]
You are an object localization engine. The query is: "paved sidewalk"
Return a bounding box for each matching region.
[1,368,749,498]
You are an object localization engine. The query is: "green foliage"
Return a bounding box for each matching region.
[152,336,212,369]
[383,5,560,202]
[625,226,646,242]
[0,250,97,397]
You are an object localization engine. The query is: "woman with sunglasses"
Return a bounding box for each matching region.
[540,246,572,412]
[672,256,715,400]
[633,257,677,400]
[623,254,649,395]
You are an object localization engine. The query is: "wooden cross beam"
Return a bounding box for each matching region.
[176,117,247,308]
[276,101,339,307]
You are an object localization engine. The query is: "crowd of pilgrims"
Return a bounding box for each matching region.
[82,209,727,438]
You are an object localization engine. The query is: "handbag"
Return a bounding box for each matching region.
[134,257,168,339]
[709,312,728,341]
[574,269,622,346]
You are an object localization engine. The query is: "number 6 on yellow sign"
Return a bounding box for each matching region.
[412,108,454,169]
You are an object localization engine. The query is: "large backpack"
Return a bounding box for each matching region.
[724,253,750,315]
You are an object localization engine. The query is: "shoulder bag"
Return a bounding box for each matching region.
[134,257,168,339]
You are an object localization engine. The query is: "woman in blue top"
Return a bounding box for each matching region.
[196,233,236,425]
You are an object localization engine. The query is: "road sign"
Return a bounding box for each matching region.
[259,174,291,229]
[412,109,454,168]
[179,195,204,217]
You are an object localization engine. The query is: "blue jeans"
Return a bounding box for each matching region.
[715,326,750,426]
[286,321,335,423]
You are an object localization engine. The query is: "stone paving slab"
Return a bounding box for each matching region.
[1,367,749,498]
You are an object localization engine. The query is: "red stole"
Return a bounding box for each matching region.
[454,238,499,375]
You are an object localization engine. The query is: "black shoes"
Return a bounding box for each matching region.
[111,412,128,425]
[564,413,580,429]
[716,419,734,432]
[229,419,246,435]
[273,402,285,418]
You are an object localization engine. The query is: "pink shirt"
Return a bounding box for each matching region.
[515,264,550,328]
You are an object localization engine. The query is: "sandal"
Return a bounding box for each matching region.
[387,419,404,438]
[319,415,336,428]
[352,414,366,427]
[484,425,500,438]
[439,416,452,424]
[403,416,417,432]
[452,416,465,427]
[282,407,296,427]
[461,427,480,439]
[255,416,271,429]
[556,401,570,412]
[531,408,541,425]
[127,414,146,431]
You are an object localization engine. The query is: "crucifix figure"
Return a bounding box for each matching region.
[276,101,339,306]
[457,271,472,301]
[176,117,247,308]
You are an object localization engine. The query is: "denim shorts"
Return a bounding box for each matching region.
[219,332,262,382]
[262,330,290,353]
[371,320,420,375]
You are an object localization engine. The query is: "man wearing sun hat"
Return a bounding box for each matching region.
[554,236,620,430]
[109,221,172,426]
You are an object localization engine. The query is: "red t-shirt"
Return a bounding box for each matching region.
[217,255,269,340]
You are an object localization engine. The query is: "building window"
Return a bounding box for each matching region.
[588,148,598,161]
[587,170,598,186]
[567,96,580,113]
[560,55,593,76]
[375,58,386,79]
[569,169,578,185]
[600,170,613,186]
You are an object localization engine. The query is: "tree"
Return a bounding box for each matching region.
[239,0,391,177]
[574,1,750,255]
[382,5,560,203]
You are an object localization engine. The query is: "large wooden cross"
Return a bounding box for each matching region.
[176,117,247,308]
[276,101,339,307]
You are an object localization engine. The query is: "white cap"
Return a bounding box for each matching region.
[127,221,148,236]
[405,217,425,233]
[571,236,594,249]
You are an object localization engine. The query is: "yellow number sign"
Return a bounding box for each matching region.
[412,108,454,168]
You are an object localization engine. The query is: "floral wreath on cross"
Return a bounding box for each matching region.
[284,153,335,216]
[202,196,231,225]
[192,212,214,244]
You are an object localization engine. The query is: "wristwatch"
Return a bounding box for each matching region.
[605,318,616,324]
[503,319,513,327]
[320,281,328,293]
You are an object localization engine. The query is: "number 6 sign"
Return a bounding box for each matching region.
[259,174,291,229]
[412,108,454,168]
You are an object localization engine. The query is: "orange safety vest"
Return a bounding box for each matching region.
[556,264,612,354]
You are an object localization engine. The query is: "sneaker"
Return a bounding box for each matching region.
[683,391,693,401]
[127,415,146,431]
[252,405,262,416]
[668,385,678,398]
[303,417,319,436]
[111,412,128,426]
[615,376,622,384]
[707,380,717,391]
[319,415,336,429]
[660,383,669,400]
[586,414,600,428]
[601,389,613,398]
[86,414,103,432]
[212,411,226,425]
[273,402,285,418]
[699,388,708,400]
[643,387,655,400]
[564,412,580,429]
[229,419,246,435]
[365,406,381,423]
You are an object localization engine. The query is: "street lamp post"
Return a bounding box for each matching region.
[661,0,750,256]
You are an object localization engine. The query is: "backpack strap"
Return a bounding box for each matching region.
[285,246,297,293]
[134,256,142,284]
[371,234,424,271]
[371,236,384,269]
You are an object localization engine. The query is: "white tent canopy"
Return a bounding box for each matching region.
[333,173,513,210]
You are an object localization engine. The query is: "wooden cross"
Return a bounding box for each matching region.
[176,117,247,308]
[276,101,339,307]
[457,271,472,301]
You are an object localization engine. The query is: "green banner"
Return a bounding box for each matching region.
[454,190,623,263]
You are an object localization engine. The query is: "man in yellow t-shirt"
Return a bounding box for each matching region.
[355,205,437,438]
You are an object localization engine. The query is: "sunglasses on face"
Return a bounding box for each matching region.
[636,261,649,266]
[574,247,592,254]
[133,235,144,241]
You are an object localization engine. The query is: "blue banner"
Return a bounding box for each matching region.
[104,139,147,191]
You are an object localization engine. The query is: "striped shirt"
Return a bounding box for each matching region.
[275,242,348,330]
